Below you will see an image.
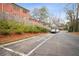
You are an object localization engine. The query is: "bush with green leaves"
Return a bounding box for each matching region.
[0,20,13,35]
[14,23,25,34]
[0,19,48,35]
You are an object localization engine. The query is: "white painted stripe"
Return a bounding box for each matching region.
[0,34,52,56]
[0,34,54,56]
[0,34,47,47]
[1,47,26,56]
[26,35,53,56]
[36,34,50,42]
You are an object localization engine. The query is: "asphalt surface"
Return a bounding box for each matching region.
[0,31,79,56]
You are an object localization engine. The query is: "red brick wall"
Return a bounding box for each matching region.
[0,3,31,23]
[0,3,28,17]
[0,3,3,11]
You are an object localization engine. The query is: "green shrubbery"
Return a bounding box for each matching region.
[0,20,12,35]
[23,25,48,33]
[0,20,48,35]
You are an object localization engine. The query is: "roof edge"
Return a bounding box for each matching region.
[12,3,30,12]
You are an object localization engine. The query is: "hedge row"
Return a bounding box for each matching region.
[0,20,48,35]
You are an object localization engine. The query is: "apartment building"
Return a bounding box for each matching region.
[0,3,50,30]
[0,3,32,24]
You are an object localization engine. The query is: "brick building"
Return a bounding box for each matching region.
[0,3,50,30]
[0,3,32,24]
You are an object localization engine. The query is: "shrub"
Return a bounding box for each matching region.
[13,23,25,34]
[0,19,48,35]
[23,25,49,33]
[23,25,32,33]
[40,28,48,32]
[0,20,12,35]
[0,29,11,35]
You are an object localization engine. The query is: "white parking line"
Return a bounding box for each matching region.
[26,35,53,56]
[0,34,47,47]
[0,37,46,56]
[1,46,26,56]
[36,34,50,42]
[0,34,54,56]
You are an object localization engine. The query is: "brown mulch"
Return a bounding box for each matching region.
[69,32,79,36]
[0,33,46,45]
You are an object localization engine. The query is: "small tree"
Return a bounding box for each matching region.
[32,8,40,19]
[39,6,49,23]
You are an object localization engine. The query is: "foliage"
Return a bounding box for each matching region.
[39,6,48,20]
[0,20,48,35]
[0,20,15,35]
[32,6,49,24]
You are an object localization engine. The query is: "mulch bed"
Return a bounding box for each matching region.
[69,32,79,36]
[0,33,46,45]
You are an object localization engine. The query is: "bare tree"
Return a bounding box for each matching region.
[65,3,79,32]
[75,4,79,32]
[32,6,49,25]
[32,8,40,20]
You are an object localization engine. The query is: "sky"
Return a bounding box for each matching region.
[16,3,74,23]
